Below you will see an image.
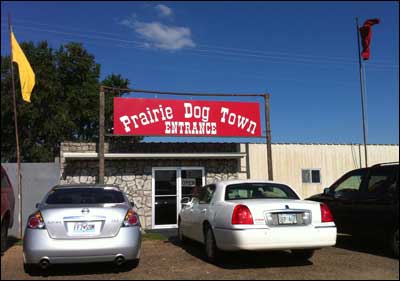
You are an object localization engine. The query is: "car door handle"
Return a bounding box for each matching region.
[201,209,207,213]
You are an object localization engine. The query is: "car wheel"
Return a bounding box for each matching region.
[204,227,219,263]
[391,228,399,258]
[1,219,9,253]
[291,249,315,260]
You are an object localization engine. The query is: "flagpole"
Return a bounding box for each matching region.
[8,14,23,239]
[356,17,368,168]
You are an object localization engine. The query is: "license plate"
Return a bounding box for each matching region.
[278,213,297,225]
[73,223,95,233]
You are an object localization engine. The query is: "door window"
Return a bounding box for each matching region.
[181,170,203,201]
[198,185,216,204]
[363,166,397,198]
[154,170,177,225]
[332,170,366,198]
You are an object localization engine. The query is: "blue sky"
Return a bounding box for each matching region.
[1,1,398,144]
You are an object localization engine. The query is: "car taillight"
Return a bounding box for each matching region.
[320,203,334,223]
[123,209,140,227]
[27,211,46,229]
[232,204,254,225]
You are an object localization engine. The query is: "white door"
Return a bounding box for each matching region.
[152,167,204,229]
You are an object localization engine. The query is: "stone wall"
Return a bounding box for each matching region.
[60,142,242,229]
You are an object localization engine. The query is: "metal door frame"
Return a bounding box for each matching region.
[152,167,205,229]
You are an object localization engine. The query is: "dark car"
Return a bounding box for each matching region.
[1,166,15,253]
[307,162,399,257]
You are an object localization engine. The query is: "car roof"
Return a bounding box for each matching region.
[52,184,121,190]
[213,179,291,187]
[371,162,399,168]
[345,162,398,174]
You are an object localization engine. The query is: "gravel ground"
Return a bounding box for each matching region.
[1,235,398,280]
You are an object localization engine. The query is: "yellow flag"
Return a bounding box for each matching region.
[11,31,35,102]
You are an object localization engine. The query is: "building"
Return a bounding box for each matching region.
[59,141,399,230]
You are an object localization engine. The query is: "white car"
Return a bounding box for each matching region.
[178,180,337,262]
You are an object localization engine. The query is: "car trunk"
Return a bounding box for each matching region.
[231,199,322,226]
[40,204,128,239]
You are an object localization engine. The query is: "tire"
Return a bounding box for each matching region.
[1,219,9,253]
[204,227,219,263]
[177,219,186,243]
[291,249,315,260]
[390,228,399,258]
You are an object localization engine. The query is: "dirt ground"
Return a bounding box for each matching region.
[1,235,399,280]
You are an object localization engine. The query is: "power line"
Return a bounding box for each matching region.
[7,18,126,38]
[197,43,395,64]
[1,24,144,46]
[1,20,398,68]
[19,19,398,65]
[1,23,398,72]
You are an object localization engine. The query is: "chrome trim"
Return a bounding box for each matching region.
[264,209,312,227]
[314,226,336,229]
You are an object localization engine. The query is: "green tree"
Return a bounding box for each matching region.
[1,41,138,162]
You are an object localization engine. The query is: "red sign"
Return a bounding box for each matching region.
[114,98,261,137]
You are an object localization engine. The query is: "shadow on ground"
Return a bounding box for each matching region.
[165,232,312,269]
[7,236,22,248]
[152,228,397,262]
[334,234,396,259]
[24,261,138,277]
[21,230,397,276]
[1,236,21,257]
[162,229,398,268]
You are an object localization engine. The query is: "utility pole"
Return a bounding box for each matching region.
[99,86,105,184]
[356,17,368,167]
[264,94,273,180]
[8,14,23,239]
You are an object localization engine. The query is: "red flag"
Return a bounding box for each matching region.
[359,18,380,60]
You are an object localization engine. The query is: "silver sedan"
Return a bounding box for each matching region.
[23,184,141,272]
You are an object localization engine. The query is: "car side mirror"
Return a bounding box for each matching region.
[35,203,40,209]
[130,201,135,207]
[181,197,190,204]
[323,188,331,196]
[181,197,192,208]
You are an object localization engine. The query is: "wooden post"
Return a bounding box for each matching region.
[8,14,23,239]
[245,143,250,179]
[264,94,273,180]
[99,86,105,184]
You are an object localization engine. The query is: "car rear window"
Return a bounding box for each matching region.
[45,188,125,204]
[225,183,299,200]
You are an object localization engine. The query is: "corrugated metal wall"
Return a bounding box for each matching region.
[2,163,60,237]
[246,144,399,198]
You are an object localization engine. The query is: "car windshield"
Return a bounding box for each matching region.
[225,183,299,200]
[45,188,125,204]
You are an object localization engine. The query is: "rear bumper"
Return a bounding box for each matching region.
[214,225,336,251]
[23,227,141,265]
